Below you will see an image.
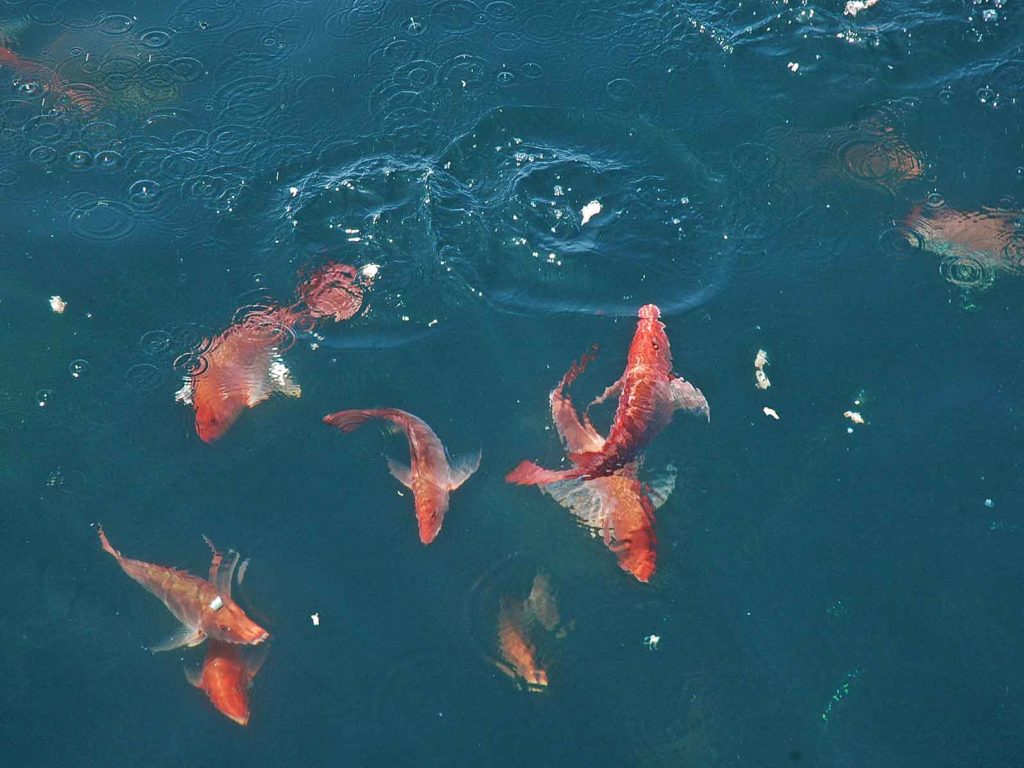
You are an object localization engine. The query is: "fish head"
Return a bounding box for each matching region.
[629,304,673,371]
[414,487,449,544]
[522,666,549,691]
[193,395,244,443]
[619,544,657,583]
[203,597,270,646]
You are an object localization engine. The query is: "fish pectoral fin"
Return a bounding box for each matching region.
[586,376,624,414]
[245,642,272,682]
[646,464,678,510]
[669,377,710,421]
[183,664,203,689]
[447,449,482,490]
[149,625,205,653]
[385,457,414,489]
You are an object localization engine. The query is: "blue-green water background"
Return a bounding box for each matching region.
[2,0,1024,765]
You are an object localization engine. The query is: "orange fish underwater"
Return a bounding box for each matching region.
[507,304,708,485]
[538,348,677,582]
[97,527,269,650]
[323,408,480,544]
[0,44,97,112]
[177,261,371,443]
[186,640,267,726]
[185,539,268,726]
[495,573,565,691]
[904,203,1024,274]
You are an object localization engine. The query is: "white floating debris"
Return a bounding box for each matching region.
[787,62,800,73]
[580,200,602,226]
[844,0,879,16]
[754,348,771,390]
[360,263,380,279]
[763,406,780,420]
[49,295,67,314]
[310,612,320,627]
[984,498,995,509]
[289,186,299,197]
[643,634,661,651]
[843,410,865,425]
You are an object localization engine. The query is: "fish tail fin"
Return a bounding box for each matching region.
[323,409,382,433]
[96,525,120,559]
[505,460,580,486]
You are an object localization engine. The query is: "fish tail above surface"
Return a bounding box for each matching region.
[505,460,582,486]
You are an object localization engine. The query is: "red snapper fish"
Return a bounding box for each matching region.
[506,304,709,485]
[184,539,268,726]
[186,640,267,726]
[904,204,1024,274]
[538,348,677,582]
[0,45,97,112]
[97,527,269,650]
[323,408,480,544]
[495,573,566,692]
[177,261,371,443]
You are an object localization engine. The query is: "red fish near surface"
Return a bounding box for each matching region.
[0,45,98,112]
[97,527,269,650]
[323,408,481,544]
[506,304,709,485]
[185,539,268,726]
[537,348,677,582]
[177,261,372,443]
[186,641,267,726]
[904,204,1024,274]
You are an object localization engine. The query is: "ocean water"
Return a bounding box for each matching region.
[2,0,1023,765]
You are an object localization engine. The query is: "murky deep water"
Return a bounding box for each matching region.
[2,0,1024,765]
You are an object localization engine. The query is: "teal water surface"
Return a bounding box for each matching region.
[2,1,1024,766]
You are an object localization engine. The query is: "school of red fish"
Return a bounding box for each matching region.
[25,25,1001,720]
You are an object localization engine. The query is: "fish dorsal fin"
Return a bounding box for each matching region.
[386,457,413,489]
[183,664,203,689]
[149,624,205,653]
[215,551,240,598]
[203,535,222,583]
[646,464,678,510]
[203,535,239,597]
[447,449,481,490]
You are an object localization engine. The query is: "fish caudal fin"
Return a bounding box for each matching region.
[448,449,482,490]
[506,460,580,486]
[323,409,379,433]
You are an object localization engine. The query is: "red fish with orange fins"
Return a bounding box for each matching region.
[323,408,480,544]
[184,538,268,726]
[97,526,269,650]
[177,261,371,443]
[185,640,267,726]
[0,44,98,113]
[536,348,677,582]
[507,304,708,486]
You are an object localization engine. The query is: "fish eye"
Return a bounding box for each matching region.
[219,624,228,631]
[651,340,659,350]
